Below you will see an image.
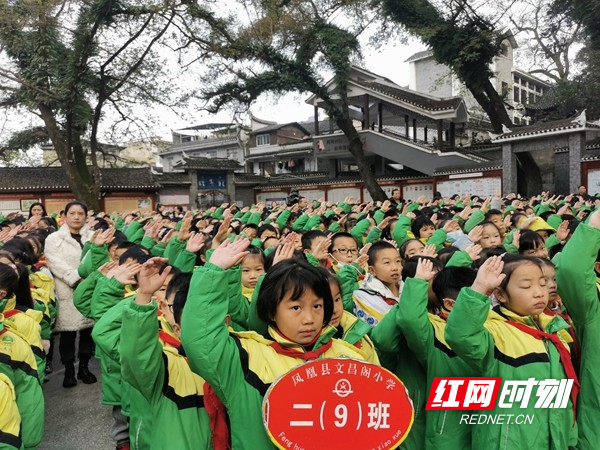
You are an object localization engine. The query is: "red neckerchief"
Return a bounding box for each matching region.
[203,384,231,450]
[545,309,581,372]
[506,320,579,418]
[383,297,398,306]
[158,330,181,349]
[270,330,333,361]
[2,309,19,319]
[437,310,449,321]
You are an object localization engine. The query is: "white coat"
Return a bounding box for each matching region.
[44,225,94,332]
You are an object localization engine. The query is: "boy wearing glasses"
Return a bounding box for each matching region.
[328,232,360,269]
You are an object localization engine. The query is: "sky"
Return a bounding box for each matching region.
[169,36,427,137]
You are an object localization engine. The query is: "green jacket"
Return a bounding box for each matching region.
[92,300,150,450]
[73,270,103,319]
[180,264,367,450]
[78,243,109,279]
[395,278,474,449]
[0,326,44,450]
[554,222,600,450]
[445,287,577,450]
[370,293,426,450]
[120,300,213,450]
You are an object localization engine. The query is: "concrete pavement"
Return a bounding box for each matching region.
[39,357,113,450]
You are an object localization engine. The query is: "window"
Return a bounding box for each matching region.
[256,134,270,146]
[513,87,519,103]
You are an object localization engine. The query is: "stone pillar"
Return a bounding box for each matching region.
[424,126,428,143]
[227,171,236,204]
[378,103,383,133]
[449,122,456,148]
[568,132,584,193]
[437,120,443,150]
[313,105,319,136]
[189,170,198,207]
[412,119,417,142]
[363,94,370,130]
[502,143,517,196]
[405,115,410,138]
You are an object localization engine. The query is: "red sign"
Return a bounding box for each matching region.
[263,358,414,450]
[426,377,502,410]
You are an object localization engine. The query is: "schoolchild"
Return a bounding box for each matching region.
[398,263,477,449]
[518,230,549,258]
[240,246,265,301]
[0,262,45,382]
[319,268,378,364]
[477,221,503,249]
[301,230,330,267]
[0,266,44,449]
[120,258,214,450]
[0,373,21,450]
[446,255,577,449]
[352,241,402,327]
[180,239,368,450]
[328,232,360,268]
[553,209,600,449]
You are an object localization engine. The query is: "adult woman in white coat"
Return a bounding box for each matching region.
[44,201,97,387]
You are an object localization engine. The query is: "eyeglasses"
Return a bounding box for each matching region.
[332,248,359,255]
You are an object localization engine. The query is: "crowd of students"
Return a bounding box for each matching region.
[0,191,599,449]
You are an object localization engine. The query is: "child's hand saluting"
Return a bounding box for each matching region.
[414,258,436,282]
[210,237,250,270]
[471,255,505,295]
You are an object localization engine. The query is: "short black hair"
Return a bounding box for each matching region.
[301,230,326,251]
[328,232,358,253]
[256,259,333,327]
[411,216,435,238]
[367,241,397,266]
[432,266,477,304]
[401,256,443,281]
[258,224,278,239]
[118,246,151,265]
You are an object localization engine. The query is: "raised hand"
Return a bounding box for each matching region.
[414,258,436,282]
[556,220,569,242]
[137,257,172,297]
[273,241,296,266]
[421,244,437,258]
[465,243,483,261]
[443,219,460,232]
[214,215,232,245]
[312,236,332,261]
[210,238,251,270]
[108,261,142,286]
[471,255,506,295]
[186,232,206,253]
[468,225,483,243]
[512,230,521,249]
[359,242,372,257]
[92,227,116,246]
[98,261,118,277]
[354,253,369,268]
[375,216,390,230]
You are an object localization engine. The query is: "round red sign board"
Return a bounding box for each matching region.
[263,358,414,450]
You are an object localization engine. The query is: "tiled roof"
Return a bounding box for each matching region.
[357,81,463,112]
[174,157,243,170]
[0,167,159,191]
[252,122,310,135]
[253,170,428,189]
[524,88,558,112]
[155,172,191,185]
[405,49,433,63]
[494,116,600,141]
[433,161,503,176]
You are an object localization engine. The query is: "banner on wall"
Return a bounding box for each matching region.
[437,177,501,198]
